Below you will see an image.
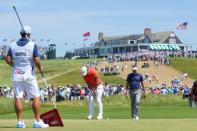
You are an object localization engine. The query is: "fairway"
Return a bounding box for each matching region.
[0,119,197,131]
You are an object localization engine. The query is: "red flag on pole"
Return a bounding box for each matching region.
[83,32,90,41]
[83,38,88,41]
[83,32,90,37]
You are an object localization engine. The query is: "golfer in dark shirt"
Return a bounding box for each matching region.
[125,66,145,120]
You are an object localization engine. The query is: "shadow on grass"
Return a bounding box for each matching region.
[0,126,16,128]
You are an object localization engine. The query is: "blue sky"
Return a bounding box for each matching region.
[0,0,197,56]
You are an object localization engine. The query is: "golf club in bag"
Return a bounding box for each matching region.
[40,72,64,127]
[13,6,63,127]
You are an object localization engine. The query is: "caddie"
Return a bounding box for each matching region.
[5,25,49,128]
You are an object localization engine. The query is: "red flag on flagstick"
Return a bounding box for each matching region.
[83,32,90,37]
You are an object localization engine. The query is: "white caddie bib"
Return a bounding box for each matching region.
[11,41,37,81]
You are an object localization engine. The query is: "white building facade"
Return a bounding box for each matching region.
[74,28,192,57]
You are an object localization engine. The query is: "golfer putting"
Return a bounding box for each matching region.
[125,66,146,120]
[5,25,49,128]
[81,66,103,120]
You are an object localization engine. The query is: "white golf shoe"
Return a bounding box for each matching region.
[134,116,139,120]
[96,115,103,120]
[16,120,26,128]
[33,119,49,128]
[86,115,93,120]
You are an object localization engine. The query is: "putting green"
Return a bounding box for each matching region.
[0,119,197,131]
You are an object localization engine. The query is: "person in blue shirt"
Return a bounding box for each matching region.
[173,86,178,94]
[125,66,145,120]
[182,85,190,99]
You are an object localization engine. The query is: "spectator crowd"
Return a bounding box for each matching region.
[0,83,126,102]
[0,73,191,102]
[0,50,193,102]
[0,45,9,59]
[107,50,172,64]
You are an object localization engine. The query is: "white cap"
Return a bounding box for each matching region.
[81,66,88,76]
[20,25,31,34]
[132,67,137,71]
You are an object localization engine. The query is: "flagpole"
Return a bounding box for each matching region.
[83,32,92,66]
[88,35,92,67]
[83,42,85,57]
[64,42,67,59]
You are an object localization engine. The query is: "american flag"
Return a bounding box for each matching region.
[177,22,188,30]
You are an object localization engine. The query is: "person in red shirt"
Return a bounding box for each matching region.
[81,66,103,120]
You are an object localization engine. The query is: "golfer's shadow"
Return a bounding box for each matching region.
[0,126,16,128]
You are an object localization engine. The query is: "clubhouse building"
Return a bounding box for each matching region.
[74,28,192,57]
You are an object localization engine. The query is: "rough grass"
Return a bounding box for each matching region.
[0,60,11,85]
[170,58,197,80]
[0,97,31,114]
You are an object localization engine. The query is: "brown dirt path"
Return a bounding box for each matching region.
[98,61,194,87]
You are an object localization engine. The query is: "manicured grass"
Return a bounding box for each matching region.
[0,59,125,86]
[1,119,197,131]
[48,69,125,86]
[1,95,196,119]
[48,68,85,86]
[0,59,89,86]
[0,104,197,119]
[170,58,197,80]
[100,74,125,85]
